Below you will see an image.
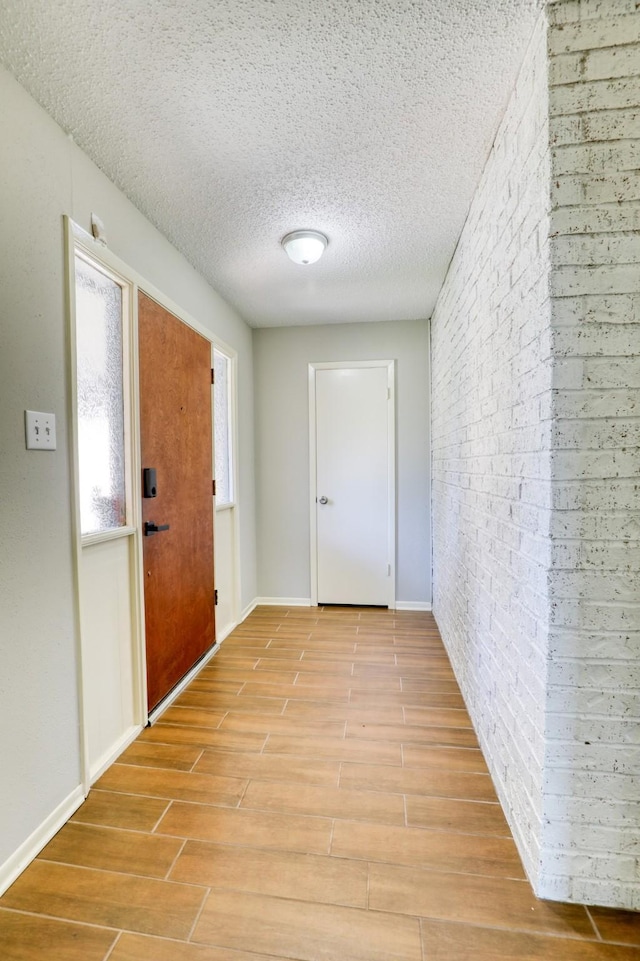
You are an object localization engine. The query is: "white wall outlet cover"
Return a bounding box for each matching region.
[25,410,56,450]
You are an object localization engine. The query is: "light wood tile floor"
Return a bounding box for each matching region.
[2,607,639,960]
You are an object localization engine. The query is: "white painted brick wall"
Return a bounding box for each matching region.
[543,0,640,909]
[430,14,553,889]
[431,0,640,910]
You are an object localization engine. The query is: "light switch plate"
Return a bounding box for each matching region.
[25,410,57,450]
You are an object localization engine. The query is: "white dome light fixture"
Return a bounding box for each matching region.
[282,230,328,265]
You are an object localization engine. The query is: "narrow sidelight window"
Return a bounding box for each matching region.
[75,255,127,535]
[213,348,233,507]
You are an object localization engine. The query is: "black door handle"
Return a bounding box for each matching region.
[144,521,170,536]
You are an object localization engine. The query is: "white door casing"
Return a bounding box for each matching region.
[309,361,395,607]
[66,216,242,788]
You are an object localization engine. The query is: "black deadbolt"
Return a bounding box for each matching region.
[143,467,157,498]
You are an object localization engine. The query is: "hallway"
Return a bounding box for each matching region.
[0,606,637,960]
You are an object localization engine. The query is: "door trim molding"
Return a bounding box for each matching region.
[308,360,396,609]
[65,217,241,786]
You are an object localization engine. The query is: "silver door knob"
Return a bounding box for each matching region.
[318,496,328,505]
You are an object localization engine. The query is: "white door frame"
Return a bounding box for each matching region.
[65,216,242,787]
[308,360,396,609]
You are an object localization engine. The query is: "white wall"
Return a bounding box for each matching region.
[430,14,553,891]
[432,0,640,909]
[0,67,256,883]
[543,0,640,908]
[253,320,431,606]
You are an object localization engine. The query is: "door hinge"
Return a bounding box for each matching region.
[212,479,216,496]
[387,387,391,400]
[211,368,215,384]
[387,563,391,576]
[214,589,219,605]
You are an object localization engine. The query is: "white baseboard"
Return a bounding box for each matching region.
[246,597,430,612]
[216,620,237,644]
[395,601,433,611]
[240,599,258,621]
[89,724,142,784]
[148,641,221,725]
[253,597,312,607]
[0,784,85,897]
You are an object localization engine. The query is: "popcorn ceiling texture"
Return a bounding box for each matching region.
[0,0,541,327]
[431,0,640,910]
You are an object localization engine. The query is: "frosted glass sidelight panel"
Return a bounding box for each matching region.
[75,256,126,535]
[214,349,232,506]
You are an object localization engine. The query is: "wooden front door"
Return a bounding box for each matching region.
[138,292,215,711]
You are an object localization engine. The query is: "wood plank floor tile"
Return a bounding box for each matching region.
[220,634,273,647]
[176,690,287,714]
[240,780,406,825]
[205,667,300,685]
[192,888,423,961]
[222,646,303,660]
[70,790,169,832]
[403,743,489,773]
[218,712,347,739]
[346,721,479,748]
[118,741,203,771]
[283,700,405,724]
[110,933,292,961]
[302,649,395,664]
[38,822,183,879]
[589,907,640,946]
[96,763,247,807]
[156,801,333,855]
[370,862,593,937]
[201,656,259,670]
[240,682,350,702]
[396,652,459,669]
[138,724,267,753]
[157,706,226,729]
[340,762,498,801]
[1,604,623,959]
[400,677,464,693]
[0,860,206,939]
[268,638,357,652]
[185,676,246,694]
[392,636,446,647]
[331,819,525,878]
[295,674,402,692]
[406,794,510,836]
[264,734,403,765]
[353,663,456,679]
[403,706,473,728]
[349,688,461,709]
[193,748,341,787]
[420,919,640,960]
[170,839,369,907]
[401,690,468,708]
[0,908,117,961]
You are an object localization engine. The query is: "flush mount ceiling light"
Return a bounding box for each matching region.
[282,230,328,265]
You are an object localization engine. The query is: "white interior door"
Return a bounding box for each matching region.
[312,363,394,606]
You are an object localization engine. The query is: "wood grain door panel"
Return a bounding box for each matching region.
[138,292,215,711]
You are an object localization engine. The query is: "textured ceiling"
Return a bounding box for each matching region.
[0,0,542,327]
